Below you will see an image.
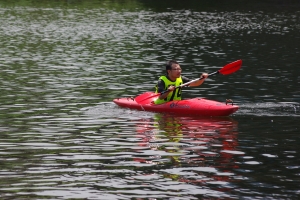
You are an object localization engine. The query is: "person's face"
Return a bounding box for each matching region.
[168,64,182,79]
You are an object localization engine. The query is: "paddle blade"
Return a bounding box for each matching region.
[135,92,160,104]
[218,60,242,75]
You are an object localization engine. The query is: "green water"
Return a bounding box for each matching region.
[0,0,299,199]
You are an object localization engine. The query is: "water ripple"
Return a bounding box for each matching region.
[0,4,299,199]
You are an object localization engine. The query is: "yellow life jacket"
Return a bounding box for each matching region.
[154,76,183,104]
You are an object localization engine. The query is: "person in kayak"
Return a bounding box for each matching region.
[154,60,208,104]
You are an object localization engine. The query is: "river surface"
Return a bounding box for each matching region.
[0,0,299,199]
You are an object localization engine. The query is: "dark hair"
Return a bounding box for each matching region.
[166,60,179,72]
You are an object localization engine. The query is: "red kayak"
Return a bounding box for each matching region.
[114,60,242,116]
[113,92,239,116]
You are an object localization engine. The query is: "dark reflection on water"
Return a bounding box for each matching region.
[234,116,300,199]
[0,0,300,199]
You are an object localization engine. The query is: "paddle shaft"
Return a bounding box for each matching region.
[160,71,218,95]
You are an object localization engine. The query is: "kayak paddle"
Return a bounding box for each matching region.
[135,59,242,104]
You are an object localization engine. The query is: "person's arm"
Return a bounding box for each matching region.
[188,73,208,87]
